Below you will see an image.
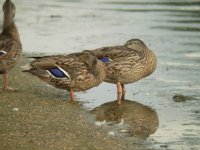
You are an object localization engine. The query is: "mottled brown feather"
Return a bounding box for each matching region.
[25,51,106,92]
[0,0,22,74]
[92,39,157,84]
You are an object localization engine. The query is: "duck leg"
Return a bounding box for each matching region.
[2,72,14,91]
[117,81,122,104]
[70,88,75,102]
[121,84,125,100]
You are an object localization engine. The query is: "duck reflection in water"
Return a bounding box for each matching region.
[91,99,159,138]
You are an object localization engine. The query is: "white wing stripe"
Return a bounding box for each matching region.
[57,66,71,79]
[0,50,7,54]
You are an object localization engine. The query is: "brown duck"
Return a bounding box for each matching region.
[24,50,106,102]
[92,39,157,104]
[0,0,22,90]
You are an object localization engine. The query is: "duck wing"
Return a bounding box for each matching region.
[93,45,141,62]
[0,36,21,60]
[26,54,87,80]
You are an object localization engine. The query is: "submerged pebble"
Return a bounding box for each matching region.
[49,15,62,18]
[173,94,195,102]
[173,94,186,102]
[95,120,106,126]
[160,144,168,148]
[107,131,115,137]
[12,108,19,112]
[119,129,128,133]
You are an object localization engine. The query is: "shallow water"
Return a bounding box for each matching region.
[0,0,200,149]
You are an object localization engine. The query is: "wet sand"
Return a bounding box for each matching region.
[0,57,143,150]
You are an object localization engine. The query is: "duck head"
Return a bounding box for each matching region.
[2,0,16,30]
[79,50,100,77]
[79,50,97,68]
[124,39,148,52]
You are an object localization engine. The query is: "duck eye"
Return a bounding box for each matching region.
[48,67,70,79]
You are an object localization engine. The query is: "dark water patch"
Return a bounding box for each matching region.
[39,3,65,8]
[176,35,200,39]
[182,122,200,126]
[164,13,200,18]
[164,20,200,24]
[173,94,197,102]
[152,26,200,32]
[57,0,82,3]
[159,144,168,148]
[98,8,200,13]
[100,1,200,6]
[192,110,200,114]
[183,42,200,47]
[49,15,62,18]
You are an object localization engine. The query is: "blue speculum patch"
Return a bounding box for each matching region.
[99,57,111,63]
[48,67,66,78]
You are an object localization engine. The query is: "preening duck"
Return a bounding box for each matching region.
[92,39,157,104]
[24,50,106,102]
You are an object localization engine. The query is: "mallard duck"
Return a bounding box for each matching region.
[92,39,157,104]
[23,50,106,102]
[0,0,22,90]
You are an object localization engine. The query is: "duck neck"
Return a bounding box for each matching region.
[3,5,14,29]
[2,21,20,42]
[2,11,20,41]
[90,60,100,77]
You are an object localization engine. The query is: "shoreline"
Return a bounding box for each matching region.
[0,57,143,150]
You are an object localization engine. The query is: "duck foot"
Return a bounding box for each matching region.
[2,73,17,91]
[2,87,18,92]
